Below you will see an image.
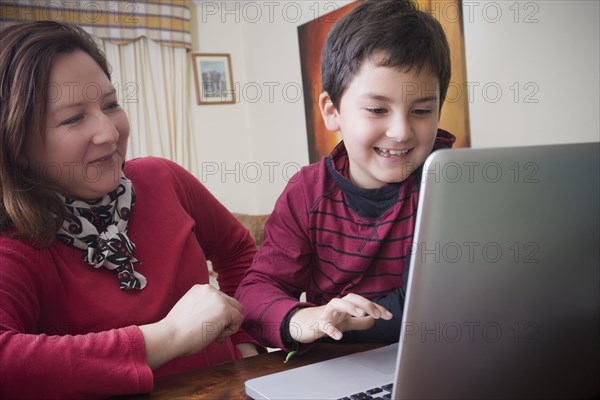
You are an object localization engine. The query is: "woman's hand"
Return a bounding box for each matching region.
[139,284,243,369]
[289,293,393,344]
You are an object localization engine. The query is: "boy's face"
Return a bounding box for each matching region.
[320,58,440,189]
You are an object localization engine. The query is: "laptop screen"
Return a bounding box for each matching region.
[246,142,600,399]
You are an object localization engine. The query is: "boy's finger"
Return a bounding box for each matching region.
[325,298,365,318]
[374,304,393,320]
[342,294,387,319]
[344,316,376,331]
[318,319,343,341]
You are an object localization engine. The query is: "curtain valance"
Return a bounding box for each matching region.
[0,0,192,49]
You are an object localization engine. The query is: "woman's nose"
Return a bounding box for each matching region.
[91,113,119,145]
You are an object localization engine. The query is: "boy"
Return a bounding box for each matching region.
[235,0,456,352]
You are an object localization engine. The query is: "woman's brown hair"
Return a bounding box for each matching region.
[0,20,112,246]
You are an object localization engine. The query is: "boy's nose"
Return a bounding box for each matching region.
[385,113,413,142]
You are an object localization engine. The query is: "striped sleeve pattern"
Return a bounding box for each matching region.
[305,174,417,305]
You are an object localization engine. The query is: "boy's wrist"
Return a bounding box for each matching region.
[280,306,302,350]
[287,306,328,344]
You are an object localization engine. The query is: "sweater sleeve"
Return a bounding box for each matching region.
[162,159,258,346]
[0,242,153,399]
[235,169,315,350]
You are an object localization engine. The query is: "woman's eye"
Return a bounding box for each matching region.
[61,114,84,125]
[104,101,121,111]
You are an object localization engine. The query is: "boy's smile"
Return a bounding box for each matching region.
[320,57,440,189]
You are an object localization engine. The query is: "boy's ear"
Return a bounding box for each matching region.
[318,92,340,132]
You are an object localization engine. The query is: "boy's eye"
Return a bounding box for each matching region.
[366,107,387,115]
[413,109,432,115]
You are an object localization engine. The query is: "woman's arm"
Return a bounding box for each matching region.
[139,284,243,369]
[161,159,259,354]
[0,241,153,398]
[0,243,243,399]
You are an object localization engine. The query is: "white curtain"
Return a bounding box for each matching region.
[100,38,195,172]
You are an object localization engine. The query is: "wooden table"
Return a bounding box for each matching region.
[121,343,385,399]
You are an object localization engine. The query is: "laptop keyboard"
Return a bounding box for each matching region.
[338,383,393,400]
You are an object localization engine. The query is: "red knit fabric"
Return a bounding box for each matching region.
[0,157,257,398]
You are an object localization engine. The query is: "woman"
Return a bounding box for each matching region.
[0,21,258,398]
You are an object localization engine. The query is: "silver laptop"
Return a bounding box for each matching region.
[245,142,600,399]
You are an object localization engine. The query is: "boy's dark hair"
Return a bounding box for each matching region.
[321,0,451,110]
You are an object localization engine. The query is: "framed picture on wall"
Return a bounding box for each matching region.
[192,53,235,105]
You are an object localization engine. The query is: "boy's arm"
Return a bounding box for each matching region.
[287,294,393,345]
[235,166,394,350]
[235,171,315,350]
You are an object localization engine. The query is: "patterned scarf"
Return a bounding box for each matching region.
[56,175,146,290]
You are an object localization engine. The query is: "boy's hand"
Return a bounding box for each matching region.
[288,294,392,344]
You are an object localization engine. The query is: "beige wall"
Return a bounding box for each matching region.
[189,0,599,214]
[463,0,599,148]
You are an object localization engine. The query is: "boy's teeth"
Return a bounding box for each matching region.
[388,149,407,156]
[379,148,408,156]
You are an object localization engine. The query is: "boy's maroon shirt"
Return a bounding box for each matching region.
[236,129,455,350]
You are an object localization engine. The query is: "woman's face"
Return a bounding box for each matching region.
[23,50,129,200]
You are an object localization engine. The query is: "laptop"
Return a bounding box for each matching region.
[245,142,600,399]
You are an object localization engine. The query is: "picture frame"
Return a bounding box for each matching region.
[192,53,235,105]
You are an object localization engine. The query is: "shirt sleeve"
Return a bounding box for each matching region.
[162,159,258,347]
[0,242,154,399]
[235,170,315,351]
